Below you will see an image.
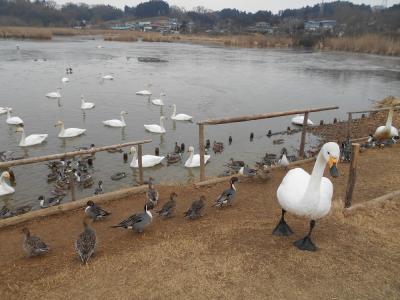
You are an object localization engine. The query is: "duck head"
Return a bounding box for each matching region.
[322,142,340,178]
[21,227,30,237]
[86,200,95,207]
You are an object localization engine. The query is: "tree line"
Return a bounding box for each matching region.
[0,0,398,35]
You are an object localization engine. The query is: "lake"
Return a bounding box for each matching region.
[0,36,399,210]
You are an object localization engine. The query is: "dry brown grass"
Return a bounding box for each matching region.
[0,26,52,40]
[0,144,400,299]
[325,34,400,56]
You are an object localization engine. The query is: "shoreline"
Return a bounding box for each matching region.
[1,26,399,56]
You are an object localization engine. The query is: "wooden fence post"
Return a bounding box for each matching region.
[347,113,352,140]
[299,111,309,158]
[137,144,144,185]
[199,124,205,182]
[69,171,76,201]
[345,143,360,208]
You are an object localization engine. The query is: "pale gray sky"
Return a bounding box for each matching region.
[55,0,399,12]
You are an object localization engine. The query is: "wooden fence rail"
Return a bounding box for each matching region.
[197,105,339,182]
[0,139,152,201]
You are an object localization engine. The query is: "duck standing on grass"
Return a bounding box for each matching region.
[112,205,153,233]
[75,220,97,264]
[213,177,239,208]
[156,192,177,218]
[22,228,50,257]
[184,196,205,220]
[85,200,111,221]
[272,142,340,252]
[146,178,159,209]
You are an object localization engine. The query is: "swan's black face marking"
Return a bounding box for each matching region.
[329,163,339,178]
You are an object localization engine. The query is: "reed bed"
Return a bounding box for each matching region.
[324,34,400,56]
[0,26,52,40]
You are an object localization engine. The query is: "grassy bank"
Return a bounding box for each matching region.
[324,34,400,56]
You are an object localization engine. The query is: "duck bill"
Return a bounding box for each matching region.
[328,157,339,178]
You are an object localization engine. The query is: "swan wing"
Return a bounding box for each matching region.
[175,114,193,120]
[277,168,309,214]
[25,134,48,145]
[312,177,333,219]
[142,155,165,167]
[103,120,123,127]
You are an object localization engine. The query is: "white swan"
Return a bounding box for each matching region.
[6,108,23,125]
[16,127,48,147]
[55,120,86,138]
[61,77,69,83]
[80,95,95,110]
[291,114,314,126]
[129,146,164,168]
[374,107,399,140]
[102,74,114,80]
[46,88,61,99]
[103,111,127,127]
[144,116,166,134]
[136,85,152,96]
[0,107,11,115]
[171,104,193,121]
[278,154,289,168]
[272,142,340,251]
[185,146,211,168]
[0,171,14,196]
[151,94,165,106]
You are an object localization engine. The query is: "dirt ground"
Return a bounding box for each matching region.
[0,144,399,299]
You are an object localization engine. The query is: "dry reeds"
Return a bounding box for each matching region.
[0,26,52,40]
[374,95,400,108]
[324,34,400,56]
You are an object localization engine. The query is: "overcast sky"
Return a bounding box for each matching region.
[54,0,399,12]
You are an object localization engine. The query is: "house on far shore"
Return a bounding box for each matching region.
[305,20,337,32]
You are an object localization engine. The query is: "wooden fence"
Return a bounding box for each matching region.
[197,106,339,182]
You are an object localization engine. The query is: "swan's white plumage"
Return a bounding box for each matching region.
[55,121,86,138]
[374,108,398,140]
[16,127,47,147]
[129,146,164,168]
[46,88,61,99]
[185,146,210,168]
[102,111,127,127]
[102,74,114,80]
[0,107,10,115]
[6,109,23,125]
[291,114,314,126]
[276,142,339,220]
[144,117,166,134]
[136,90,152,96]
[80,96,95,110]
[0,172,15,196]
[171,104,193,121]
[61,77,69,83]
[151,98,164,106]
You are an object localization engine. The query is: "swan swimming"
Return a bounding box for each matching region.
[54,120,86,138]
[136,85,152,96]
[16,127,48,147]
[291,114,314,126]
[0,171,15,196]
[0,107,11,115]
[103,111,127,127]
[185,146,211,168]
[61,77,69,83]
[144,116,166,134]
[46,88,61,99]
[151,93,165,106]
[6,108,23,125]
[272,142,340,251]
[374,107,399,140]
[80,95,95,110]
[170,104,193,121]
[129,146,164,168]
[102,74,114,80]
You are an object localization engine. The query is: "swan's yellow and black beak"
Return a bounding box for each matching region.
[328,156,339,178]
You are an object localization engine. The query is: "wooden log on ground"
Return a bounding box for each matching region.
[344,189,400,216]
[347,112,352,139]
[344,143,360,208]
[0,185,148,229]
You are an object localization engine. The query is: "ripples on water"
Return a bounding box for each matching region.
[0,37,399,210]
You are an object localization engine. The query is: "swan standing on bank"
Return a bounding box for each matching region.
[102,111,127,127]
[171,104,193,121]
[16,127,48,147]
[144,116,166,134]
[374,107,399,140]
[6,108,23,125]
[185,146,211,168]
[272,142,340,251]
[129,146,164,168]
[0,171,15,196]
[80,95,95,110]
[46,88,61,99]
[291,114,314,126]
[54,121,86,138]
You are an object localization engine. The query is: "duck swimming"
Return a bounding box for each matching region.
[272,142,340,251]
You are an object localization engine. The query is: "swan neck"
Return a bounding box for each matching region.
[59,123,65,135]
[19,129,26,144]
[172,105,176,117]
[305,151,326,195]
[81,98,85,104]
[7,110,10,119]
[121,114,126,125]
[0,174,10,188]
[386,108,393,129]
[160,118,164,127]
